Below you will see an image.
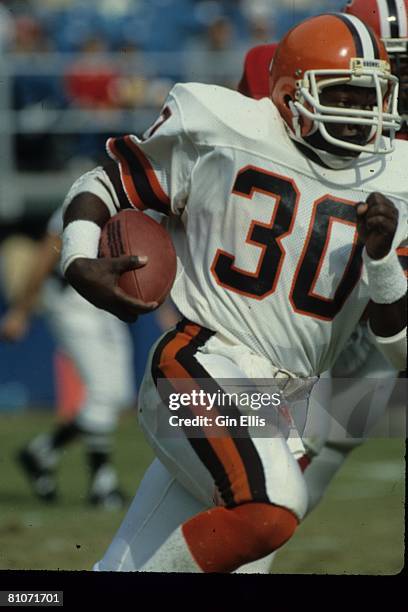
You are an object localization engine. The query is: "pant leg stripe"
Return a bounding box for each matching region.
[175,339,269,505]
[151,319,268,506]
[151,321,237,506]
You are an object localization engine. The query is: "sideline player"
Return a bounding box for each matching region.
[0,199,135,508]
[1,202,177,508]
[61,14,407,571]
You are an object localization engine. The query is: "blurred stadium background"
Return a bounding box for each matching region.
[0,0,404,574]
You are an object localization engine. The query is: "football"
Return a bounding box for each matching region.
[99,210,177,305]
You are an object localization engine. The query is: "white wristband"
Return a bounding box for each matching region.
[61,220,101,275]
[363,247,407,304]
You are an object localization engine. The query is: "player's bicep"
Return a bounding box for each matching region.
[62,166,120,224]
[63,191,112,229]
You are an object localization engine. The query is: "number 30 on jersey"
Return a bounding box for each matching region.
[211,166,363,321]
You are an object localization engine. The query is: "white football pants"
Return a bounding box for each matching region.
[45,284,134,433]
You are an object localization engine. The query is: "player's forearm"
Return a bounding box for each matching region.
[367,295,407,372]
[364,246,407,337]
[363,239,407,370]
[60,165,123,277]
[368,295,406,337]
[62,192,112,279]
[60,186,151,321]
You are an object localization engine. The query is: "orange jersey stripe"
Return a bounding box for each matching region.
[155,325,253,504]
[125,136,170,208]
[106,137,145,210]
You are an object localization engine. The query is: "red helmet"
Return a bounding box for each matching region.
[269,13,400,155]
[238,44,277,99]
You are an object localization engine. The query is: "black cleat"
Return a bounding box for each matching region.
[17,447,57,502]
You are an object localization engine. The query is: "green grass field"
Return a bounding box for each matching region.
[0,410,404,574]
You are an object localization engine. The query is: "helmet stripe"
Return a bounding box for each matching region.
[334,13,364,56]
[395,0,408,37]
[377,0,392,38]
[366,21,382,58]
[336,13,379,59]
[385,0,400,37]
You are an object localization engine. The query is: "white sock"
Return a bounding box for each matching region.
[140,525,202,573]
[95,460,205,571]
[89,464,118,497]
[28,434,59,469]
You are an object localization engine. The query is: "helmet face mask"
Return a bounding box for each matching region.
[291,60,400,154]
[270,13,402,160]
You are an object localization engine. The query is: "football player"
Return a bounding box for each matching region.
[61,14,407,572]
[239,0,408,141]
[94,4,408,574]
[1,204,177,509]
[0,202,135,508]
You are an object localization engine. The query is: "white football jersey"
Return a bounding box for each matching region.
[104,83,408,376]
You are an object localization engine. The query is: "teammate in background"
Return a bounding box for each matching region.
[0,201,134,508]
[60,13,407,572]
[1,202,178,509]
[237,43,277,100]
[345,0,408,139]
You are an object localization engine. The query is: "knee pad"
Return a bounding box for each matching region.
[233,502,298,559]
[183,501,298,573]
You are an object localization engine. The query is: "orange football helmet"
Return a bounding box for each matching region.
[345,0,407,53]
[269,13,400,155]
[345,0,408,119]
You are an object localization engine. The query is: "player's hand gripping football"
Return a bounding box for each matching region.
[65,256,158,322]
[356,192,399,260]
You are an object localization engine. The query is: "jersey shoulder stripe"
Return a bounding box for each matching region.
[106,135,171,214]
[103,153,134,210]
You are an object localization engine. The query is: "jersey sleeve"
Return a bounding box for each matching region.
[104,87,198,216]
[61,166,121,218]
